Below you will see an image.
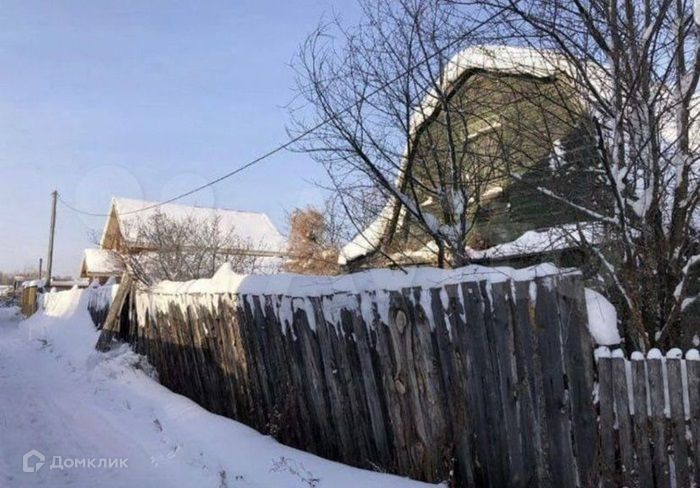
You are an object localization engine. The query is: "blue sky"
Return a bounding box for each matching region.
[0,0,359,276]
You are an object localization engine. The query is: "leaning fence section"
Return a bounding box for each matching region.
[86,282,119,329]
[596,348,700,487]
[95,269,596,486]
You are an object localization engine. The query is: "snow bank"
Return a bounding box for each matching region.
[12,287,433,487]
[585,289,621,346]
[21,287,100,365]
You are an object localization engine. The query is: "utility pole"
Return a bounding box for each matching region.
[46,190,58,287]
[38,258,43,280]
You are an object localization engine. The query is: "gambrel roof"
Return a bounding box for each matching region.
[339,45,577,266]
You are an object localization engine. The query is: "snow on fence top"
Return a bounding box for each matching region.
[150,261,577,297]
[132,262,619,346]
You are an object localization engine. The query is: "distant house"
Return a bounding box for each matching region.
[79,249,125,283]
[81,197,286,282]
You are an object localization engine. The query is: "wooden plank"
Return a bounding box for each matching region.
[238,296,269,429]
[511,280,548,486]
[262,295,296,439]
[442,284,475,486]
[648,357,670,487]
[611,355,634,486]
[686,357,700,487]
[534,278,576,488]
[251,296,277,421]
[490,281,524,486]
[349,295,391,467]
[460,281,501,487]
[631,356,653,488]
[309,297,352,461]
[370,293,410,475]
[294,303,333,454]
[555,276,597,487]
[95,273,132,351]
[666,356,690,487]
[391,290,432,480]
[427,287,456,462]
[336,305,375,464]
[404,287,449,481]
[597,356,616,487]
[478,281,509,486]
[226,296,255,424]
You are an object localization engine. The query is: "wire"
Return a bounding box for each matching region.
[57,8,507,218]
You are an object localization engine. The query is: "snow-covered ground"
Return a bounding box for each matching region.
[0,290,434,488]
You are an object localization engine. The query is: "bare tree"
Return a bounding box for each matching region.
[292,0,502,268]
[446,0,700,348]
[295,0,698,347]
[119,210,264,285]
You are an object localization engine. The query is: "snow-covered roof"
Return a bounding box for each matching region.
[338,202,397,265]
[408,45,570,135]
[340,45,578,264]
[373,223,600,266]
[100,197,287,256]
[22,279,46,288]
[80,248,125,277]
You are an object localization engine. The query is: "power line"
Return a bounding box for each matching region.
[57,8,506,218]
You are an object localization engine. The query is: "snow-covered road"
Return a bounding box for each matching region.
[0,292,433,488]
[0,320,180,487]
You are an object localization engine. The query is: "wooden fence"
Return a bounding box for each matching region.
[95,269,601,486]
[597,349,700,487]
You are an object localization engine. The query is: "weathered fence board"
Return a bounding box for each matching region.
[689,358,700,487]
[598,352,616,487]
[631,357,654,488]
[597,350,700,487]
